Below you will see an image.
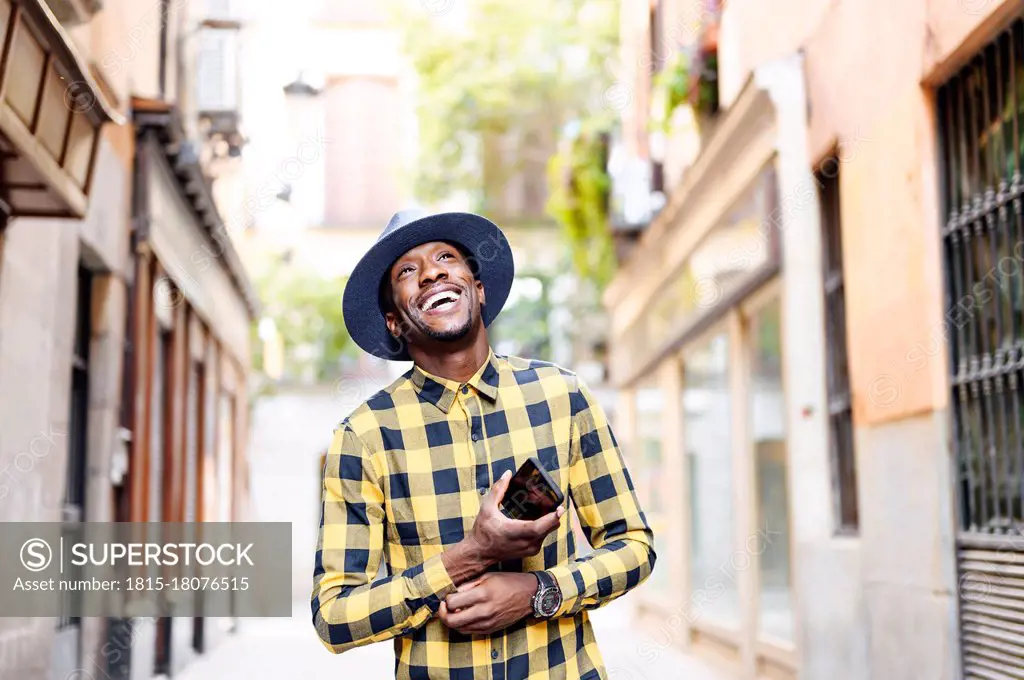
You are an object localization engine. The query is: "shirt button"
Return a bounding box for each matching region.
[462,385,469,394]
[491,649,499,660]
[478,487,486,495]
[471,431,480,441]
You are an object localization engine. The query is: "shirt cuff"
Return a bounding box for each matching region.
[408,553,457,613]
[546,563,583,617]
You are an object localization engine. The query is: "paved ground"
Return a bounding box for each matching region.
[176,599,724,680]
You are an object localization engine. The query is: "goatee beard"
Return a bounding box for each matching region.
[423,314,474,342]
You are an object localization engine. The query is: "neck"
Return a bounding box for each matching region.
[409,329,491,383]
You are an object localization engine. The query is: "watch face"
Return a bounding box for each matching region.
[539,589,560,616]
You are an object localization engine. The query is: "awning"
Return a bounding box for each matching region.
[0,0,123,219]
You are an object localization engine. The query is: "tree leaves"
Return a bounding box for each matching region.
[254,260,356,382]
[392,0,619,208]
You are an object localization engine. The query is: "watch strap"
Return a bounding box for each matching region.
[534,569,556,592]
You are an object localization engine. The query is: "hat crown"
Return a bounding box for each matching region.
[383,209,429,238]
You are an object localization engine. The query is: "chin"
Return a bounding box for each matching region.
[426,326,471,342]
[423,315,474,342]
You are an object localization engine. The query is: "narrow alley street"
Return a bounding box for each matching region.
[175,599,724,680]
[5,0,1020,678]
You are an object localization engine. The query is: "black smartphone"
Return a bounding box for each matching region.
[499,456,565,521]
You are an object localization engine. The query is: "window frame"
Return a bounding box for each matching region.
[59,265,92,633]
[816,156,859,534]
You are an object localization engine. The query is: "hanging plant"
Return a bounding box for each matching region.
[651,45,719,132]
[545,123,617,291]
[651,50,690,131]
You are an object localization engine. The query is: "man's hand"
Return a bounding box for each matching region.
[467,469,565,563]
[440,470,564,585]
[438,572,538,635]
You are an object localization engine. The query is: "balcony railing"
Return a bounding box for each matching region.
[0,0,121,219]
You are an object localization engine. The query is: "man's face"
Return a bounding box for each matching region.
[384,241,486,349]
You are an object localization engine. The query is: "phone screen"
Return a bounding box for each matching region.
[499,458,563,521]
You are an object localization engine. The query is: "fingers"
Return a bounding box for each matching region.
[455,577,484,593]
[440,595,486,633]
[503,505,564,542]
[527,505,565,536]
[446,584,487,611]
[487,469,513,507]
[445,603,491,631]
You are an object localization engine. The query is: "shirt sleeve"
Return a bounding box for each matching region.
[545,377,657,616]
[311,423,457,654]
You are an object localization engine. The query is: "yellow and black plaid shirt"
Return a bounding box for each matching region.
[312,350,655,680]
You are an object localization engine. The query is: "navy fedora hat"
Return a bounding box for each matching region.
[342,210,515,361]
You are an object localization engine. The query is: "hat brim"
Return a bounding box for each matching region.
[342,212,515,361]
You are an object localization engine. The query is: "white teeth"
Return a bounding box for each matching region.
[420,290,461,311]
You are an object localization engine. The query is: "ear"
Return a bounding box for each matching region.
[475,279,486,307]
[384,312,401,339]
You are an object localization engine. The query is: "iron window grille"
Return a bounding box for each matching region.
[938,23,1024,538]
[938,21,1024,679]
[818,158,859,532]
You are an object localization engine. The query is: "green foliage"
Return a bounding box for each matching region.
[545,124,616,290]
[654,51,693,128]
[393,0,620,208]
[253,259,356,382]
[651,49,719,132]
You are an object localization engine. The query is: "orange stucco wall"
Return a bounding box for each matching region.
[718,0,1017,426]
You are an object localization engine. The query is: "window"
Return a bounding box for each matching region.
[202,353,218,521]
[196,27,239,112]
[818,158,859,532]
[207,0,231,16]
[615,166,778,382]
[683,332,738,627]
[635,374,669,594]
[149,328,170,523]
[65,266,91,519]
[324,77,402,225]
[151,321,171,676]
[59,266,92,635]
[158,0,170,98]
[648,0,665,193]
[937,24,1024,677]
[748,299,793,641]
[938,26,1024,537]
[217,393,235,522]
[184,361,202,523]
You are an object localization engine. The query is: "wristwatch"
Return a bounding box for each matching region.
[531,570,562,619]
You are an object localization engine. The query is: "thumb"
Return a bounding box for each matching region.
[488,469,513,506]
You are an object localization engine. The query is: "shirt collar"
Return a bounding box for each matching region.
[411,349,501,413]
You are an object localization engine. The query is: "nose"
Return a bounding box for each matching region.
[419,258,447,286]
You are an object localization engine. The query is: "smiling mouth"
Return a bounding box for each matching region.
[419,289,463,313]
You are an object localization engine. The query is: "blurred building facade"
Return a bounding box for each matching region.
[608,0,1024,678]
[228,0,415,388]
[0,1,257,679]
